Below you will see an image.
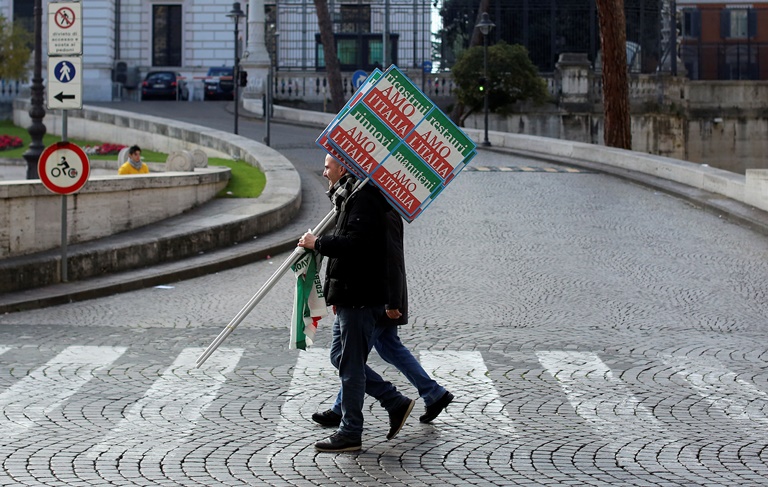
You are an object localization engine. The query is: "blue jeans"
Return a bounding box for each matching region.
[330,324,446,415]
[329,306,409,439]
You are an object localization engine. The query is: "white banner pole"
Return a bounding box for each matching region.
[195,178,368,367]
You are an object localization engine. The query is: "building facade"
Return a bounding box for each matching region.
[2,0,431,102]
[678,0,768,79]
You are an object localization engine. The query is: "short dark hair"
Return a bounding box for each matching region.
[128,145,141,155]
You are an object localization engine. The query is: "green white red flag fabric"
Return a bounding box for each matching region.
[290,251,327,350]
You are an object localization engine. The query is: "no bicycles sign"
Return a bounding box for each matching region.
[38,141,90,194]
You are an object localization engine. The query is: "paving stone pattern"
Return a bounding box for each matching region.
[1,105,767,485]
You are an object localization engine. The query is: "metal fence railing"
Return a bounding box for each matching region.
[435,0,665,75]
[680,42,768,80]
[0,79,26,103]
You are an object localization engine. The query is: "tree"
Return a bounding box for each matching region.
[0,15,33,81]
[595,0,631,149]
[451,42,549,126]
[313,0,344,113]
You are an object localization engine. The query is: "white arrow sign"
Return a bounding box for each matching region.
[47,57,83,110]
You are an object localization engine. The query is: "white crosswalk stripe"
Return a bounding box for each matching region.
[662,354,768,430]
[536,350,672,468]
[0,345,127,439]
[419,350,516,434]
[537,351,666,432]
[85,347,243,461]
[267,348,338,461]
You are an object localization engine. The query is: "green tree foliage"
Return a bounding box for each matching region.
[451,41,549,124]
[0,15,32,81]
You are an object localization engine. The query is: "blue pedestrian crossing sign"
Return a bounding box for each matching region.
[47,56,82,110]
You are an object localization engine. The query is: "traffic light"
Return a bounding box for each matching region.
[239,70,248,87]
[478,77,486,92]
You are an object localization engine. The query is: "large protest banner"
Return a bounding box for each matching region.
[317,65,476,222]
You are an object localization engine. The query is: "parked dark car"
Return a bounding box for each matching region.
[203,66,234,100]
[141,71,189,101]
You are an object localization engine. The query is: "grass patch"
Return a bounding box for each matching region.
[0,120,266,198]
[210,159,266,198]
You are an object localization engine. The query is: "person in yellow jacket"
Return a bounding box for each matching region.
[118,145,149,175]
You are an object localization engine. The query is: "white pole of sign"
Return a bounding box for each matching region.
[195,178,368,367]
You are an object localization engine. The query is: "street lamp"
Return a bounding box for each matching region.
[227,2,245,135]
[23,0,46,178]
[475,12,495,147]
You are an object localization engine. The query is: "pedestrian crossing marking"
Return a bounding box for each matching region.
[537,351,666,433]
[466,166,592,173]
[662,355,768,429]
[419,350,516,435]
[0,345,126,439]
[85,347,243,461]
[537,350,679,470]
[0,343,766,462]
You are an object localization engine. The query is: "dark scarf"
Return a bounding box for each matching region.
[327,174,358,213]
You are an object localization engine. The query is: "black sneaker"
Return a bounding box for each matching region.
[314,432,361,452]
[312,409,341,427]
[419,391,454,423]
[386,398,415,440]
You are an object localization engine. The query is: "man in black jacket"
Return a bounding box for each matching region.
[311,207,454,429]
[298,155,415,452]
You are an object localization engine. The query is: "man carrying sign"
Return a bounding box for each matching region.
[312,206,454,428]
[298,155,415,452]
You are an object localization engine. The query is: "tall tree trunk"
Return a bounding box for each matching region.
[595,0,631,149]
[314,0,344,113]
[451,0,492,125]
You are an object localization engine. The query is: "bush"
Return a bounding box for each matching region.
[451,41,550,122]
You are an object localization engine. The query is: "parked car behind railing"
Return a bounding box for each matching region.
[203,66,234,101]
[141,71,189,101]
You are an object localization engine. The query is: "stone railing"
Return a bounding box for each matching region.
[7,99,301,259]
[0,162,229,259]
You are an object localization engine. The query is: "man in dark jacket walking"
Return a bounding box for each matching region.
[298,155,415,452]
[311,207,454,429]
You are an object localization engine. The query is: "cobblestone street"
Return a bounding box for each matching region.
[1,103,767,485]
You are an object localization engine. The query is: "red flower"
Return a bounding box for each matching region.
[0,135,23,151]
[97,143,127,155]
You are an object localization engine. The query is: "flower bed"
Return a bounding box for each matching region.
[83,143,126,155]
[0,135,23,151]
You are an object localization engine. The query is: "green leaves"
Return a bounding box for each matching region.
[0,15,33,81]
[451,41,550,117]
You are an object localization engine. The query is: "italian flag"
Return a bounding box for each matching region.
[290,251,327,350]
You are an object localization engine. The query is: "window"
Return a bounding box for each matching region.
[12,0,34,33]
[681,9,700,39]
[339,4,370,34]
[153,5,182,67]
[315,33,398,71]
[721,8,757,39]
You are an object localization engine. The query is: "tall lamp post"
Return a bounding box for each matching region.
[23,0,46,179]
[227,2,245,135]
[475,12,495,147]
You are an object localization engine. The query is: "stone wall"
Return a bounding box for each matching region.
[462,54,768,174]
[0,163,229,259]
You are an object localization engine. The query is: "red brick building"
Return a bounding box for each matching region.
[678,0,768,79]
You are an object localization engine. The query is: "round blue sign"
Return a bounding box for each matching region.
[54,60,76,83]
[352,70,368,90]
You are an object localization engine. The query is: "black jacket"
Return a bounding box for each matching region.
[315,183,389,306]
[382,209,408,325]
